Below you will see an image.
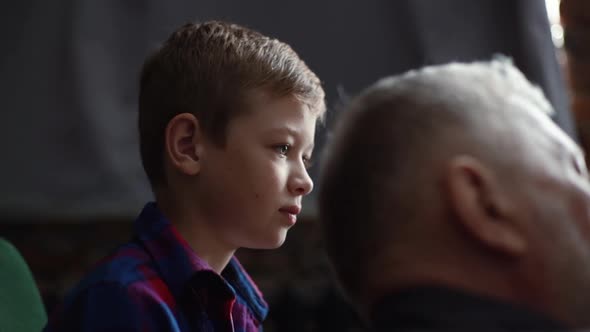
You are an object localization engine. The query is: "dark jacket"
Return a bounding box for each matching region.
[371,286,567,332]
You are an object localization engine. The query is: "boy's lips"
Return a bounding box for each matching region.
[279,205,301,215]
[279,205,301,225]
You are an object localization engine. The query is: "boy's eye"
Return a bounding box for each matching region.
[275,144,290,156]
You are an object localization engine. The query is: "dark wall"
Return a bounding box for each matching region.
[0,0,573,220]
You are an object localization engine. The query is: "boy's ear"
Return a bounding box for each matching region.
[165,113,204,176]
[444,155,527,257]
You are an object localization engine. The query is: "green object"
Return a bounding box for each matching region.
[0,238,47,332]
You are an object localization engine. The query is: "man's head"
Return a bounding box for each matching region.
[139,21,325,189]
[139,21,325,250]
[319,59,590,327]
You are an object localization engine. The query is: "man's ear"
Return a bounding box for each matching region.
[445,155,526,257]
[165,113,204,176]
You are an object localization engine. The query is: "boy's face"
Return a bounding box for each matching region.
[196,93,317,249]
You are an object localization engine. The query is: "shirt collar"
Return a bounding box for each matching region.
[134,202,268,322]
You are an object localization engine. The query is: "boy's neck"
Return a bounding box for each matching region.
[156,191,236,274]
[174,219,236,273]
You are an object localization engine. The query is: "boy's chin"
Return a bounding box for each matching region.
[246,230,289,250]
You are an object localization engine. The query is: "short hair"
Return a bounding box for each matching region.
[318,58,554,303]
[139,21,325,188]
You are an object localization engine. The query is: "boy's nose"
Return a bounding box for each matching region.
[289,168,314,196]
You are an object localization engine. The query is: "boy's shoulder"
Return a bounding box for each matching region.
[43,240,182,332]
[62,239,165,306]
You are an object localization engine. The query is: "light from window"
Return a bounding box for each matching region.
[545,0,564,48]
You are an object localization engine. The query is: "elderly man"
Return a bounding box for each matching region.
[319,59,590,331]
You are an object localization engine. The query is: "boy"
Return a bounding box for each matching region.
[44,20,325,332]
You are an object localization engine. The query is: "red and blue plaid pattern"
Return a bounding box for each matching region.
[44,202,268,332]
